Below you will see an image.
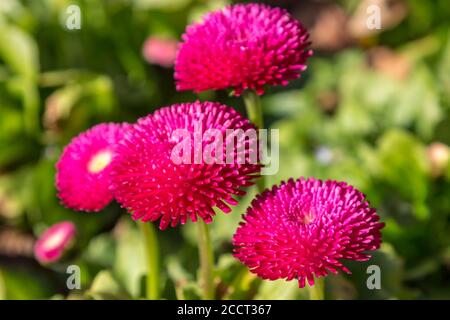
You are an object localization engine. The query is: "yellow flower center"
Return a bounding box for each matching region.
[88,150,112,173]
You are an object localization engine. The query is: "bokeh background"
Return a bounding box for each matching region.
[1,0,450,299]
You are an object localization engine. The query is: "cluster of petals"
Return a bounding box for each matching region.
[233,178,384,287]
[175,3,312,95]
[111,101,261,229]
[56,123,129,212]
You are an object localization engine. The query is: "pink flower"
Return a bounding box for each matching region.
[142,36,179,68]
[111,101,261,229]
[34,221,76,264]
[56,123,129,212]
[233,178,384,288]
[175,3,312,95]
[427,142,450,177]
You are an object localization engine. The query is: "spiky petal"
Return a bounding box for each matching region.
[233,178,384,288]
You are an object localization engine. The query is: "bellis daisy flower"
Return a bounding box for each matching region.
[111,101,261,230]
[233,178,384,288]
[175,3,312,96]
[34,221,76,264]
[56,123,129,212]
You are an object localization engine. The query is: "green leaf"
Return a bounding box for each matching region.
[83,233,116,268]
[87,270,130,300]
[345,243,412,299]
[374,130,429,220]
[254,279,308,300]
[0,23,39,79]
[215,255,260,300]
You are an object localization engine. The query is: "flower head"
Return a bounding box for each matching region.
[233,178,384,288]
[142,36,178,68]
[111,101,260,229]
[56,123,128,211]
[175,3,312,95]
[34,221,76,264]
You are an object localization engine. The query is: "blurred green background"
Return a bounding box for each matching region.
[1,0,450,300]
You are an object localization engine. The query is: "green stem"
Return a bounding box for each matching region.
[243,90,264,129]
[197,221,215,299]
[139,222,160,300]
[308,277,325,300]
[243,90,265,192]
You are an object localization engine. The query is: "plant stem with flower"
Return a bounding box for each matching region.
[197,221,215,299]
[308,277,325,300]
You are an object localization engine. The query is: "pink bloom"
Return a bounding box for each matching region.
[111,101,261,230]
[34,221,76,264]
[143,36,179,68]
[175,3,312,95]
[233,178,384,288]
[56,123,129,212]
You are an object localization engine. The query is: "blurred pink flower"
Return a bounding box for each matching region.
[175,3,312,95]
[111,101,260,229]
[56,123,129,212]
[34,221,76,264]
[142,36,178,68]
[233,178,384,288]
